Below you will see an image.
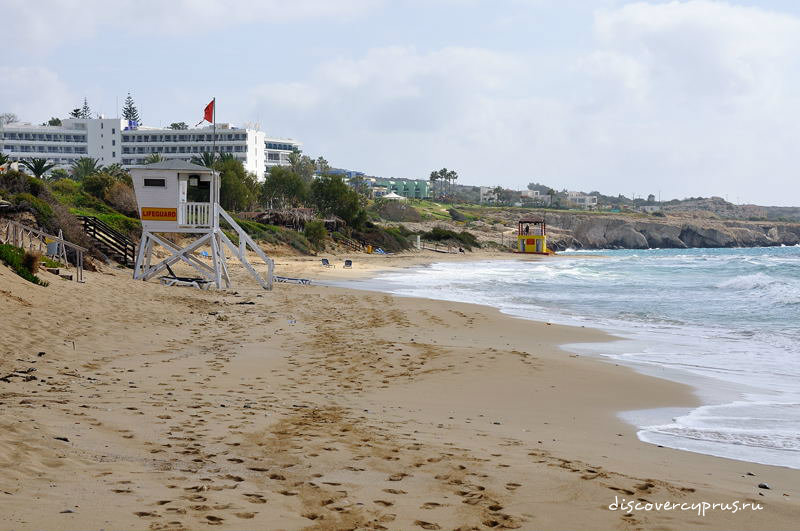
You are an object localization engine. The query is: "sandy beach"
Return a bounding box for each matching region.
[1,250,798,530]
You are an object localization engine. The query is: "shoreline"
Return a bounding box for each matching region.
[303,250,800,471]
[1,250,798,529]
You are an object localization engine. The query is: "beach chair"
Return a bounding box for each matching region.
[321,258,335,268]
[160,264,213,290]
[343,259,352,268]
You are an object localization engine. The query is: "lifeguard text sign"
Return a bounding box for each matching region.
[141,207,177,221]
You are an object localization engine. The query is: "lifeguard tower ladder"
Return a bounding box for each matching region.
[130,160,273,289]
[516,217,550,254]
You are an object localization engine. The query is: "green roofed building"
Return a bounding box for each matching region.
[373,178,430,199]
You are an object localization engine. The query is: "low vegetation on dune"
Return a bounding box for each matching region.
[0,243,48,286]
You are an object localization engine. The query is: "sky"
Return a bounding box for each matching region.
[3,0,800,206]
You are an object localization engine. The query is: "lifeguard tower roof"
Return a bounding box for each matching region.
[518,217,545,224]
[130,159,214,172]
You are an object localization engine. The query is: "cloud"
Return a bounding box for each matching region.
[2,0,381,50]
[0,67,74,123]
[246,1,800,204]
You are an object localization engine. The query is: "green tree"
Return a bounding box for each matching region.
[192,152,217,168]
[310,175,365,228]
[215,157,258,211]
[429,171,439,200]
[69,108,82,119]
[102,163,131,184]
[70,157,101,180]
[49,168,70,181]
[261,166,307,209]
[315,156,331,176]
[122,92,140,123]
[168,122,188,130]
[303,220,327,251]
[21,158,57,179]
[288,148,315,183]
[42,117,62,126]
[81,98,91,119]
[144,153,164,164]
[0,153,10,166]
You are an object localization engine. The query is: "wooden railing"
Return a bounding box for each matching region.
[78,216,136,266]
[179,202,212,227]
[1,220,86,282]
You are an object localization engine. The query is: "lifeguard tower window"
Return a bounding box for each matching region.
[144,178,166,187]
[187,175,211,202]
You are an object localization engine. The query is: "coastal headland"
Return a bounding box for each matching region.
[1,250,798,530]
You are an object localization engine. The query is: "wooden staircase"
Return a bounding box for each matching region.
[78,216,136,267]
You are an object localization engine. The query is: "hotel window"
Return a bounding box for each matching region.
[144,178,166,187]
[112,139,115,146]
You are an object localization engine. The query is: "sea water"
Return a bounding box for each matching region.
[367,247,800,469]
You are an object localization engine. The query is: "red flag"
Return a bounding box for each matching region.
[196,99,214,126]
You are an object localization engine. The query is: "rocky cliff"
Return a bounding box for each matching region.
[539,212,800,250]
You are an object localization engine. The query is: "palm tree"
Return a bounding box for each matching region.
[192,152,217,168]
[429,171,439,200]
[21,158,57,179]
[218,152,235,163]
[144,153,164,164]
[70,157,101,180]
[102,163,130,180]
[0,153,11,167]
[446,169,458,199]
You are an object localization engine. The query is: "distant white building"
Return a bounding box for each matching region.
[480,186,499,203]
[0,117,301,179]
[520,189,551,205]
[567,191,598,208]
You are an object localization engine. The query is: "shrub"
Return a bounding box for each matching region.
[353,225,414,253]
[448,208,467,221]
[104,181,139,217]
[0,244,48,286]
[22,251,41,274]
[303,220,327,251]
[51,203,93,247]
[420,227,480,250]
[13,193,53,226]
[0,169,42,196]
[82,173,115,198]
[374,200,422,222]
[50,179,80,195]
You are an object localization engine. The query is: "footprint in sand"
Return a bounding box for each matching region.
[414,520,441,530]
[373,500,394,507]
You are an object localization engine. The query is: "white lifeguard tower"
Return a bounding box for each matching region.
[130,160,273,289]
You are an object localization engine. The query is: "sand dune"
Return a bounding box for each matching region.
[1,252,797,530]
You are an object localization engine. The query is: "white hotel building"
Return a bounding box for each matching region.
[0,117,300,179]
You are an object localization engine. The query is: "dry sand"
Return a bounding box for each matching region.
[1,249,798,530]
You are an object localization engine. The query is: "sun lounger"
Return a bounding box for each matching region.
[160,264,213,290]
[343,259,353,268]
[274,276,311,285]
[321,258,335,268]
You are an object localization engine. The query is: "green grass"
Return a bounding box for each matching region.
[41,256,64,268]
[69,207,141,238]
[0,244,49,286]
[225,217,313,255]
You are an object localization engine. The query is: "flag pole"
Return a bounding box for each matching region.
[212,97,216,162]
